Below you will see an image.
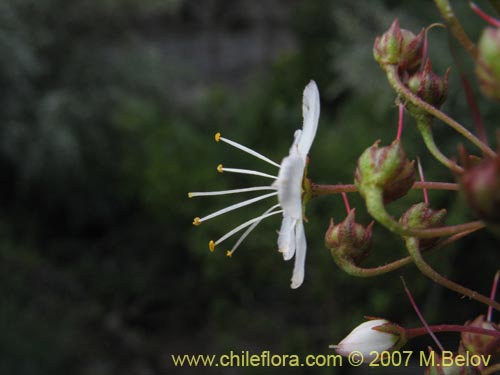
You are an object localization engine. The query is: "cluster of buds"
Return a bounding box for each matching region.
[374,20,450,115]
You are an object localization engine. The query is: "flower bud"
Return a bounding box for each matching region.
[476,27,500,100]
[326,209,374,265]
[355,140,415,204]
[462,315,500,358]
[460,156,500,231]
[407,59,450,109]
[373,19,424,72]
[399,203,446,249]
[334,319,406,363]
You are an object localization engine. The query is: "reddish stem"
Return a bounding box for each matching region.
[406,324,500,340]
[341,192,351,213]
[417,157,429,205]
[469,0,500,27]
[488,270,500,321]
[396,103,404,141]
[402,278,444,351]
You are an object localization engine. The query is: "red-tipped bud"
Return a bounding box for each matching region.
[408,59,450,109]
[399,203,446,249]
[355,139,415,204]
[462,315,500,358]
[476,27,500,100]
[326,209,374,265]
[460,155,500,233]
[373,19,424,72]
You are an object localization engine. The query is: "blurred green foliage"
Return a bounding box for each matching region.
[0,0,498,374]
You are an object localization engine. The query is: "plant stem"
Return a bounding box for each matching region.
[385,65,496,158]
[365,188,485,239]
[406,324,500,339]
[405,237,500,311]
[311,181,458,198]
[433,0,478,58]
[331,226,480,277]
[416,117,464,173]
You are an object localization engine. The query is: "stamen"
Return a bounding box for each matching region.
[212,209,283,249]
[226,204,281,257]
[193,217,201,226]
[214,132,280,168]
[195,192,278,224]
[218,166,277,179]
[189,186,277,198]
[209,240,215,252]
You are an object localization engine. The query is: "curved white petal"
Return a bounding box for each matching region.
[290,221,307,289]
[297,80,320,158]
[278,216,296,260]
[272,154,304,219]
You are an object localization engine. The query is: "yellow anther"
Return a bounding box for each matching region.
[226,250,232,258]
[215,132,221,142]
[209,240,216,252]
[188,192,194,198]
[193,217,201,226]
[217,164,224,173]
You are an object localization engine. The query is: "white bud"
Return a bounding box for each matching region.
[333,319,400,362]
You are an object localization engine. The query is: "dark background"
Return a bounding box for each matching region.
[0,0,499,374]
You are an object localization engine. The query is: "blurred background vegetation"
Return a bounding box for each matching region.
[0,0,498,374]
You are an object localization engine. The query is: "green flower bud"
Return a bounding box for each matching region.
[462,315,500,358]
[407,59,450,110]
[326,209,374,265]
[373,19,424,72]
[460,156,500,234]
[399,203,446,249]
[476,27,500,100]
[355,139,415,204]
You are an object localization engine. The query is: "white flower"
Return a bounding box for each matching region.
[188,80,320,289]
[332,319,400,362]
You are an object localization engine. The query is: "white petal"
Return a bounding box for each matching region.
[290,221,307,289]
[297,80,320,158]
[273,154,304,219]
[277,216,296,260]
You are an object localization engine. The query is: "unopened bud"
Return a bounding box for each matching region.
[460,156,500,231]
[407,59,450,109]
[462,315,500,358]
[399,203,446,249]
[355,139,415,204]
[334,319,406,363]
[326,209,374,265]
[476,27,500,100]
[373,19,424,72]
